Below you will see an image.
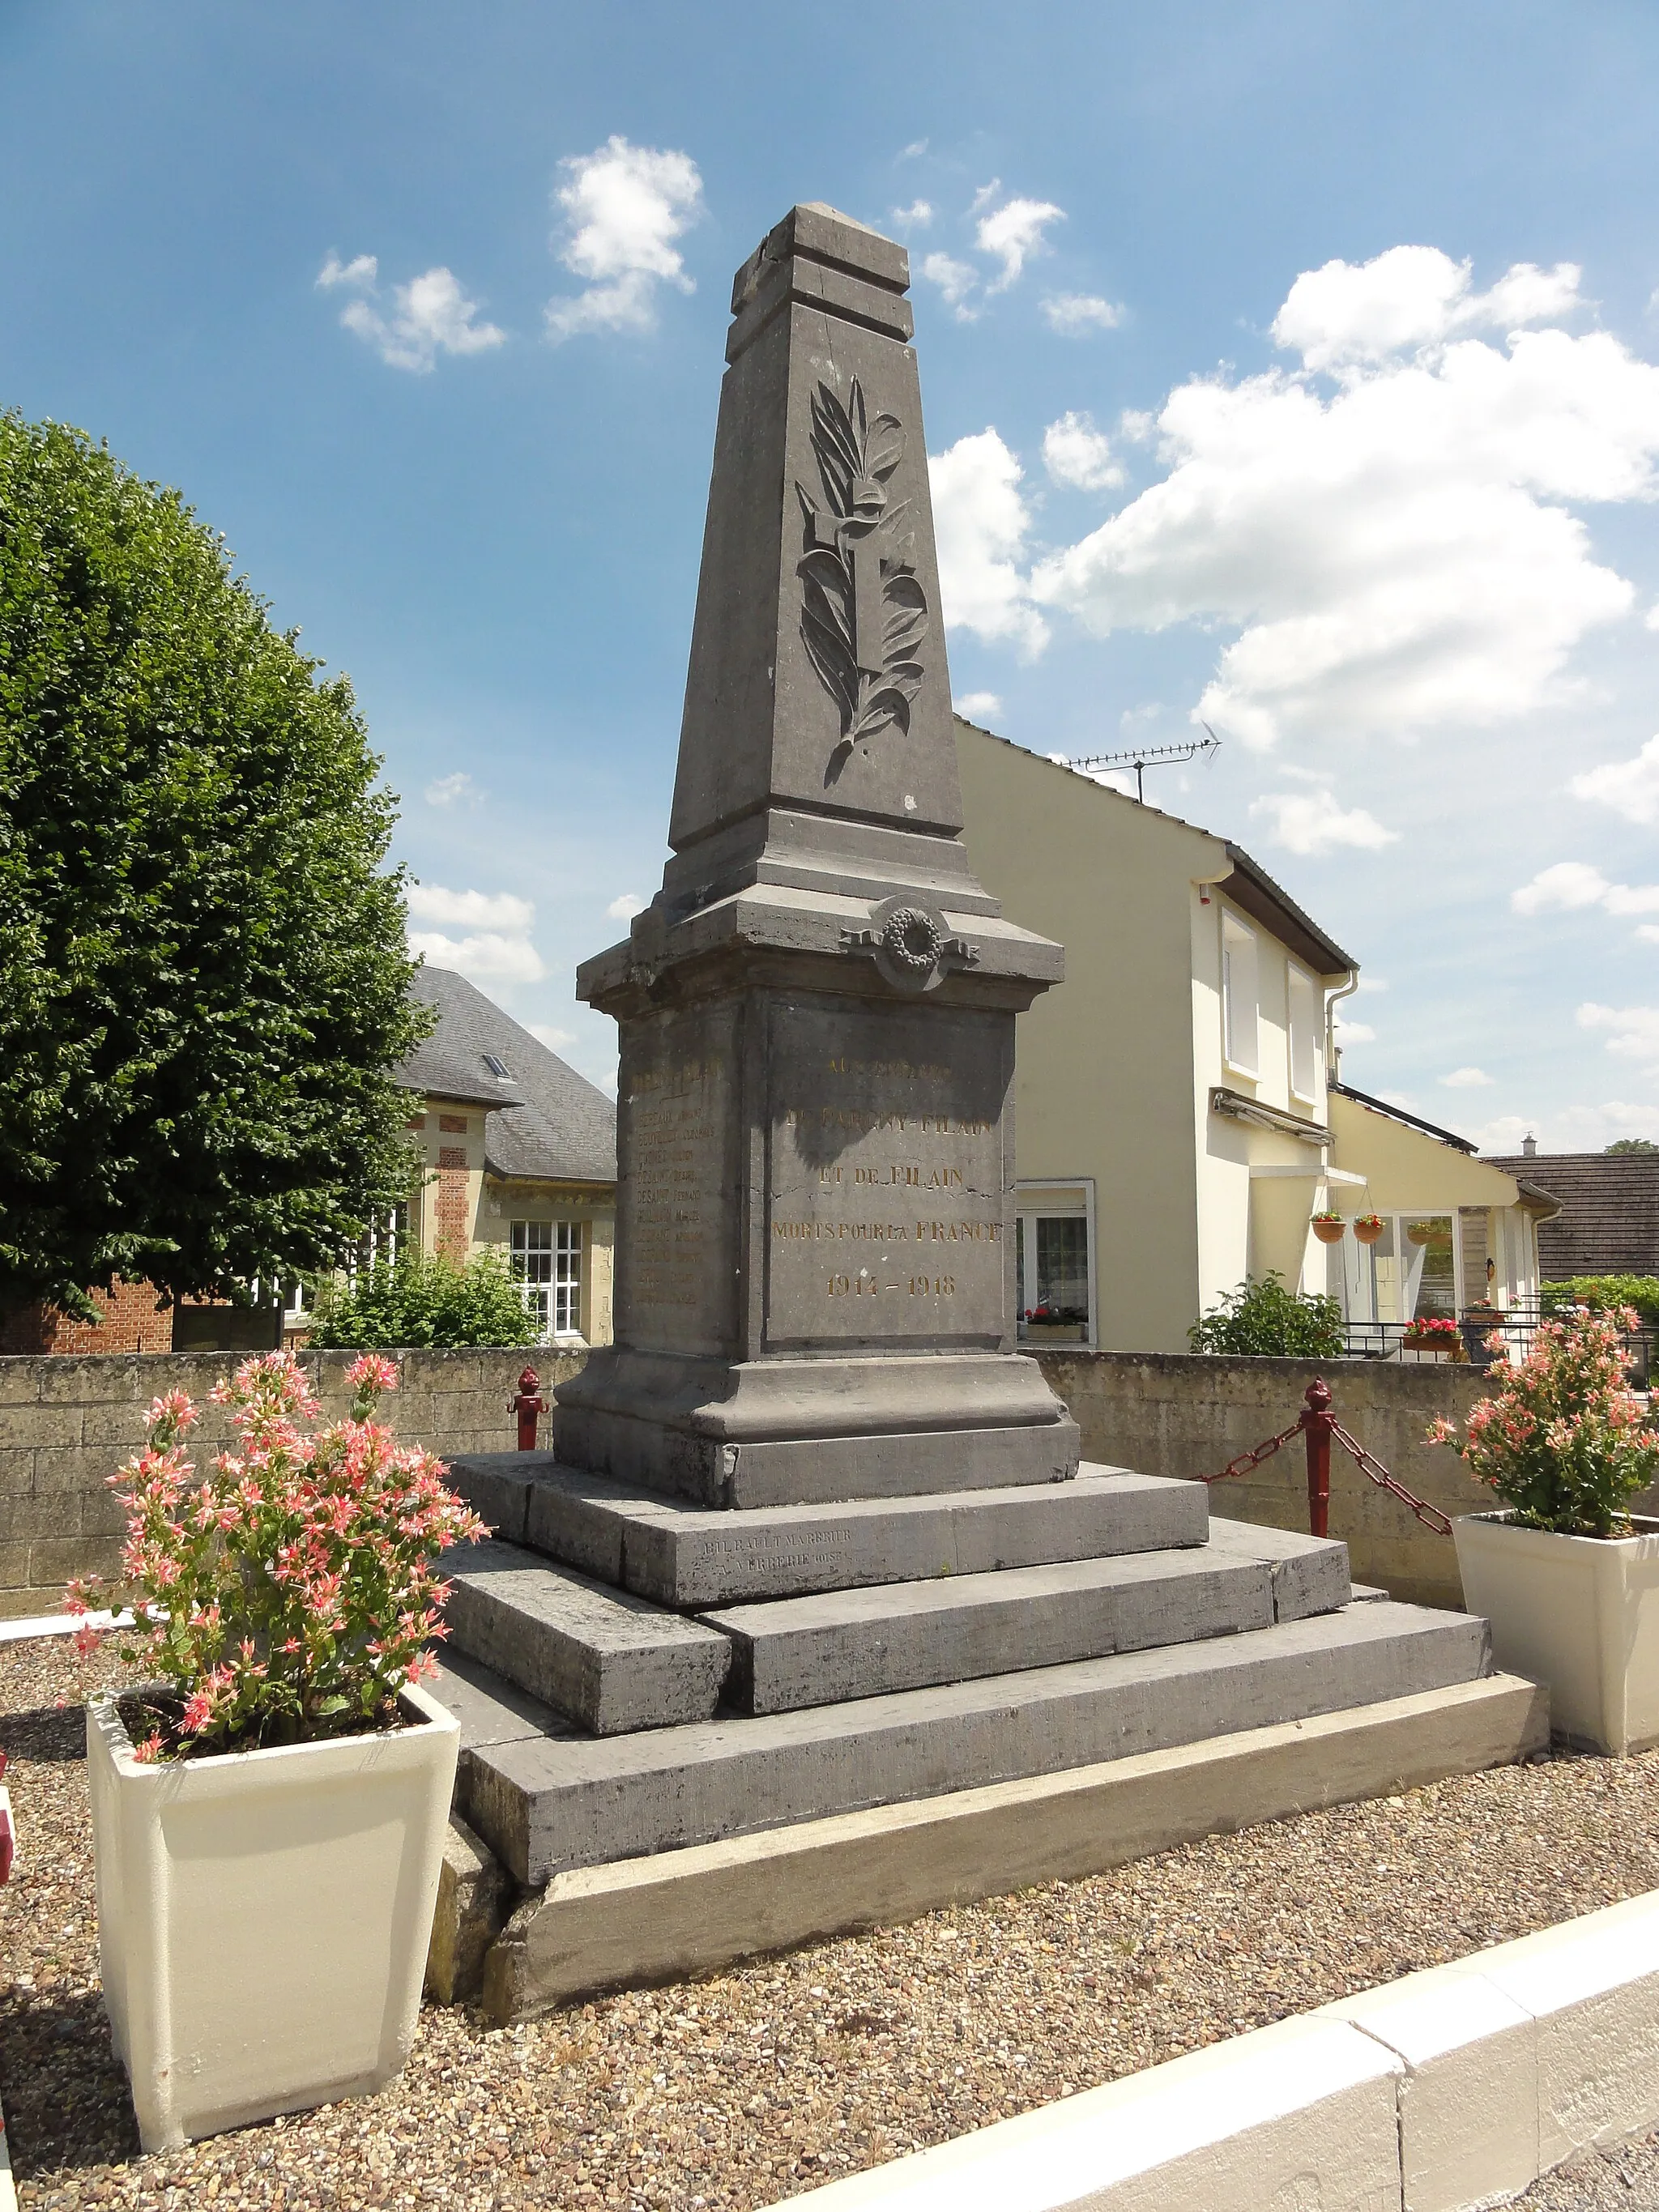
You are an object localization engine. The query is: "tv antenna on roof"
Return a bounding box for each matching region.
[1063,724,1221,806]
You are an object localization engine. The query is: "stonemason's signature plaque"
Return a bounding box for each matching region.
[765,999,1009,1347]
[618,1006,739,1357]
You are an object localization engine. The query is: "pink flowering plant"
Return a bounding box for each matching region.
[1427,1305,1659,1538]
[66,1350,487,1762]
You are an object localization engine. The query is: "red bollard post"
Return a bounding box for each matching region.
[510,1366,545,1452]
[1300,1379,1335,1540]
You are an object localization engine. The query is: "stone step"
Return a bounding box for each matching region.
[458,1600,1490,1884]
[703,1519,1351,1715]
[443,1454,1209,1609]
[441,1539,732,1735]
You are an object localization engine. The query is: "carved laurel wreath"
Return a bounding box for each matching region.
[795,377,928,769]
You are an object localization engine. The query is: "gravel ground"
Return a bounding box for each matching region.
[7,1634,1659,2211]
[1514,2128,1659,2207]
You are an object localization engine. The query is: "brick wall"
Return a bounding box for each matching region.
[0,1346,587,1618]
[0,1278,173,1357]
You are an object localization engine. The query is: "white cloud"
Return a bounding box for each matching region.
[1030,246,1657,750]
[974,195,1064,292]
[529,1023,576,1052]
[1272,247,1581,374]
[1639,925,1659,945]
[407,884,533,931]
[1355,975,1389,992]
[928,429,1049,655]
[953,691,1004,721]
[920,252,979,321]
[1578,1002,1659,1062]
[606,893,646,921]
[1247,788,1397,855]
[890,199,933,230]
[544,136,703,341]
[326,258,505,373]
[424,772,482,808]
[1646,603,1659,630]
[1440,1067,1495,1088]
[318,253,377,291]
[1571,734,1659,825]
[1042,293,1124,335]
[405,886,548,984]
[1512,861,1659,917]
[1477,1102,1659,1152]
[1333,1015,1376,1043]
[1043,411,1124,492]
[407,931,546,984]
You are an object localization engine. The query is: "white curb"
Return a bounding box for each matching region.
[0,1608,134,1647]
[773,1889,1659,2212]
[0,2086,15,2212]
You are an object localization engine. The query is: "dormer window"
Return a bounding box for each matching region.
[482,1054,510,1079]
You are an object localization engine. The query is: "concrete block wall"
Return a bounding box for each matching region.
[1032,1351,1499,1609]
[0,1347,587,1618]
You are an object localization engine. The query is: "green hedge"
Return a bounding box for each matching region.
[305,1248,539,1349]
[1541,1276,1659,1328]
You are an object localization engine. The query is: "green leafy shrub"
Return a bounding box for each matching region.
[305,1248,539,1349]
[1541,1276,1659,1329]
[1428,1305,1659,1536]
[1188,1272,1346,1358]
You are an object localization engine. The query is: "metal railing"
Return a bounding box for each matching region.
[1341,1302,1651,1385]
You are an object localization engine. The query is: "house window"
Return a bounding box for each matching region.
[1222,914,1259,1076]
[1016,1183,1094,1342]
[350,1203,407,1278]
[1287,963,1320,1102]
[511,1220,582,1340]
[1342,1213,1460,1326]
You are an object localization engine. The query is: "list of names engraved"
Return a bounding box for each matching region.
[766,1000,1009,1345]
[619,1008,737,1355]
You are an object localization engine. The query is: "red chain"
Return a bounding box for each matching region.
[1201,1419,1304,1485]
[1202,1405,1452,1536]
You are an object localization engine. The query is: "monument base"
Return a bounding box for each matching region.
[552,1348,1080,1505]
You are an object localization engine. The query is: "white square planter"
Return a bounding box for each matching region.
[1453,1511,1659,1755]
[88,1681,460,2152]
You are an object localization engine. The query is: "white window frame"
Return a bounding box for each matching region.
[1286,961,1320,1103]
[1222,911,1260,1079]
[510,1219,585,1343]
[1014,1179,1098,1347]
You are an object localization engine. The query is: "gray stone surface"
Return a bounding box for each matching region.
[703,1543,1281,1714]
[424,1815,514,2006]
[1203,1516,1354,1622]
[457,1458,1210,1608]
[549,201,1075,1507]
[428,1650,582,1752]
[459,1601,1491,1883]
[441,1539,731,1735]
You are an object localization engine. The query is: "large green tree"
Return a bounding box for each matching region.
[0,414,432,1323]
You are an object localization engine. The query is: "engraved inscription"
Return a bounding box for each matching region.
[766,1004,1008,1346]
[795,377,928,773]
[618,1010,738,1356]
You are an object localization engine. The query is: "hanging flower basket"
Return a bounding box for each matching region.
[1354,1213,1386,1246]
[1311,1213,1346,1245]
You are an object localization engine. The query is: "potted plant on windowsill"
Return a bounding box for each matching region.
[1310,1210,1346,1245]
[1430,1306,1659,1754]
[71,1352,487,2152]
[1021,1303,1088,1344]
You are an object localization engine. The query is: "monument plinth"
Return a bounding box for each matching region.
[552,203,1078,1506]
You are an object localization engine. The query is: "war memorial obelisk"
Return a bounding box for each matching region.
[553,202,1080,1508]
[436,207,1529,2014]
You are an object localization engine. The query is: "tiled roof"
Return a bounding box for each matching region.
[1483,1152,1659,1276]
[402,968,617,1186]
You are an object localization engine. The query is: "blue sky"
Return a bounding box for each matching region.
[4,2,1659,1144]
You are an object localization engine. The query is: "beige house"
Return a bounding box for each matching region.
[954,718,1553,1354]
[289,967,617,1346]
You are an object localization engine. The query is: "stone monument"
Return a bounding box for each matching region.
[552,202,1079,1508]
[432,207,1533,2019]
